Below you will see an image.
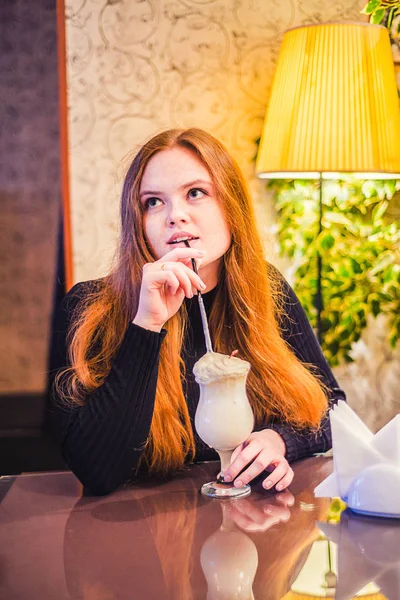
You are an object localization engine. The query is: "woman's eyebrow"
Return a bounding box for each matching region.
[140,179,213,198]
[178,179,213,190]
[139,188,162,198]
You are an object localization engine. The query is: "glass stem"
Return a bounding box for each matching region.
[218,450,233,475]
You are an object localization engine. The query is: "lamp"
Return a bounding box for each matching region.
[256,22,400,342]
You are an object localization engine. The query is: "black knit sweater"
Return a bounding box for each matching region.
[51,269,345,495]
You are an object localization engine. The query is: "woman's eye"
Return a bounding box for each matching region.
[188,188,206,200]
[145,197,162,209]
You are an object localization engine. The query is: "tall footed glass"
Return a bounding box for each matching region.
[193,351,254,498]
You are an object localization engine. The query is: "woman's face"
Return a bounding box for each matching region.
[139,146,232,289]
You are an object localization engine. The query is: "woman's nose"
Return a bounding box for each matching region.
[167,201,190,225]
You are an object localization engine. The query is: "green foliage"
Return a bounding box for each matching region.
[269,177,400,366]
[361,1,400,27]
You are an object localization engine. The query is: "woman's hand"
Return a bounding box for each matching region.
[133,247,207,332]
[225,490,295,533]
[223,429,294,492]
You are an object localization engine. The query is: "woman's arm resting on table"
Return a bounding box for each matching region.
[50,283,166,495]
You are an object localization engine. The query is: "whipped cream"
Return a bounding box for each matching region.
[193,351,250,385]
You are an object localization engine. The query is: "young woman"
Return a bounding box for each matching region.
[52,128,346,495]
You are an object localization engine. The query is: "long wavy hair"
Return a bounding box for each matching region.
[58,128,328,473]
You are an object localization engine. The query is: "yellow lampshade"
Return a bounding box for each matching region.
[256,22,400,179]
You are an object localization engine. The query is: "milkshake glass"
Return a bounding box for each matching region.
[193,351,254,498]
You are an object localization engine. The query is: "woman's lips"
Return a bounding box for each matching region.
[168,237,199,246]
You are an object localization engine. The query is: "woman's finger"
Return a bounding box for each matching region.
[274,467,294,492]
[230,442,246,465]
[223,441,262,483]
[262,460,290,491]
[163,271,182,295]
[145,267,181,294]
[160,247,205,263]
[161,262,206,295]
[218,443,244,478]
[158,263,195,297]
[176,263,206,295]
[232,448,274,488]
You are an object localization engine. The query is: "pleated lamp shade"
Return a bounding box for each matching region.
[256,22,400,179]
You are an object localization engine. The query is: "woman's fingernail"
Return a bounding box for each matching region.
[276,483,284,491]
[197,250,206,255]
[224,474,232,482]
[264,480,273,489]
[235,480,243,488]
[199,281,207,289]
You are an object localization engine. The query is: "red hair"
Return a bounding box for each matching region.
[57,128,328,473]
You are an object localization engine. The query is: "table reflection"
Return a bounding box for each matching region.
[4,460,400,599]
[200,503,258,599]
[318,510,400,599]
[63,479,329,600]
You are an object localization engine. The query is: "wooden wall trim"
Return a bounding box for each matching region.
[56,0,73,290]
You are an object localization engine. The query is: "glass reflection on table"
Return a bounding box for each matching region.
[4,459,400,600]
[62,482,328,600]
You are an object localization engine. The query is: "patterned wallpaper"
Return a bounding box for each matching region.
[65,0,400,427]
[0,0,60,393]
[65,0,366,281]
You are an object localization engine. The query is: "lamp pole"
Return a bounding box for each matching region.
[316,174,323,343]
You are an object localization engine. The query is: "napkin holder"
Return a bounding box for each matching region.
[314,401,400,518]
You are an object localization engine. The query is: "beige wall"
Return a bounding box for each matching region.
[65,0,366,282]
[65,0,400,428]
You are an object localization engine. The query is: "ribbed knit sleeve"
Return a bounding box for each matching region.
[260,268,346,462]
[51,282,166,495]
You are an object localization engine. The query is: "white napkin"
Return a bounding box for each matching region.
[314,401,399,500]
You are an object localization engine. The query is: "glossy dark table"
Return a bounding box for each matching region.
[1,458,399,599]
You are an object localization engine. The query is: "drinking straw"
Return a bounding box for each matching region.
[184,240,213,353]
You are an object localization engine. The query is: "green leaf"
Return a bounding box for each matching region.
[371,8,386,24]
[337,327,352,342]
[350,258,363,274]
[384,180,397,199]
[384,267,395,283]
[319,231,335,251]
[337,266,350,278]
[321,317,332,333]
[370,254,394,276]
[372,200,389,222]
[371,299,381,317]
[389,328,399,349]
[327,340,340,355]
[387,6,396,29]
[324,212,350,226]
[361,0,381,14]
